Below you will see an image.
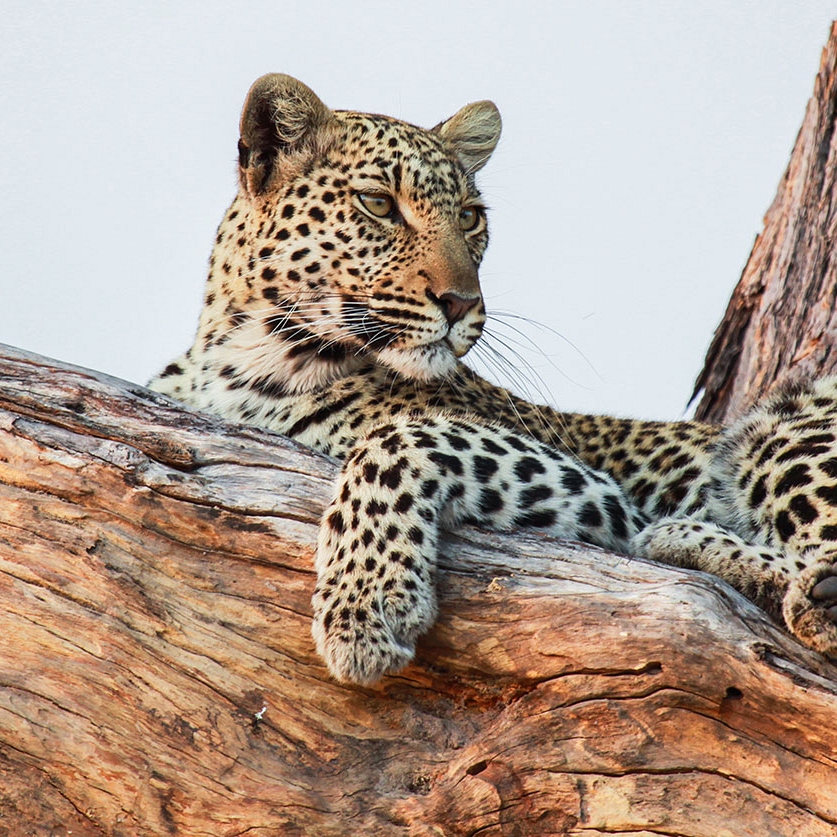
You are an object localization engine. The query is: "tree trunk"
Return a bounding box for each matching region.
[694,21,837,425]
[2,344,837,836]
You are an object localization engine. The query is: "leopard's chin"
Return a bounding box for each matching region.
[374,342,461,382]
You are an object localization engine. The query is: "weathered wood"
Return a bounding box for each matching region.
[1,343,837,836]
[694,21,837,424]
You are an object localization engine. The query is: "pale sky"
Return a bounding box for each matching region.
[1,2,834,419]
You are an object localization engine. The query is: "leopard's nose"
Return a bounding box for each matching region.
[430,291,481,325]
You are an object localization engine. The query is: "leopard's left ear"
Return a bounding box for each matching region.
[434,101,502,174]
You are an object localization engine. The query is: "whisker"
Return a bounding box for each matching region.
[215,294,406,376]
[487,309,600,387]
[478,329,555,406]
[470,336,573,447]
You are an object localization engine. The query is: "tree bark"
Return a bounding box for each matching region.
[2,344,837,837]
[694,21,837,425]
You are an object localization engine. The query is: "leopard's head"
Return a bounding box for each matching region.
[203,73,501,392]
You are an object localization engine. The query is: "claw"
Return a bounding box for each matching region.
[827,605,837,623]
[811,575,837,601]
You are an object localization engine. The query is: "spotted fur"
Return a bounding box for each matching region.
[151,74,837,684]
[635,377,837,657]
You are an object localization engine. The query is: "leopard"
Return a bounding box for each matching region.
[150,73,837,685]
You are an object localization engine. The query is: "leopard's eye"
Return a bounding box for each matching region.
[459,205,481,231]
[358,193,395,218]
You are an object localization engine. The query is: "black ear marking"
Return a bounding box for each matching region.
[238,74,333,195]
[237,139,250,169]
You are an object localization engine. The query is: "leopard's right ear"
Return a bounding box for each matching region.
[238,74,333,195]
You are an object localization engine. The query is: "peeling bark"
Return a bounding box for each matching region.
[1,344,836,836]
[694,21,837,424]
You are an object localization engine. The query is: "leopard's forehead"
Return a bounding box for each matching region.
[324,111,476,208]
[333,111,452,158]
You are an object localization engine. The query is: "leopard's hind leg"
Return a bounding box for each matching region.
[634,518,837,656]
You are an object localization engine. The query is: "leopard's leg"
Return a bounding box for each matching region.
[313,414,643,685]
[633,519,837,656]
[632,518,790,617]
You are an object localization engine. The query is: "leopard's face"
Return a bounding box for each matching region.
[202,75,502,393]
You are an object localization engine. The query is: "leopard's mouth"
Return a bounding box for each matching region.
[340,297,481,379]
[447,332,478,358]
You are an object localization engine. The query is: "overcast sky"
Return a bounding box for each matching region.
[1,2,834,419]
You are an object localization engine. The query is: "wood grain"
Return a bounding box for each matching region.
[1,344,836,836]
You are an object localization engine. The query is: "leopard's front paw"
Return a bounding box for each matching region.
[311,528,437,684]
[311,600,421,685]
[783,560,837,659]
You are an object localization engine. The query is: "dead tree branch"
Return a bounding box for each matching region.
[1,345,836,836]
